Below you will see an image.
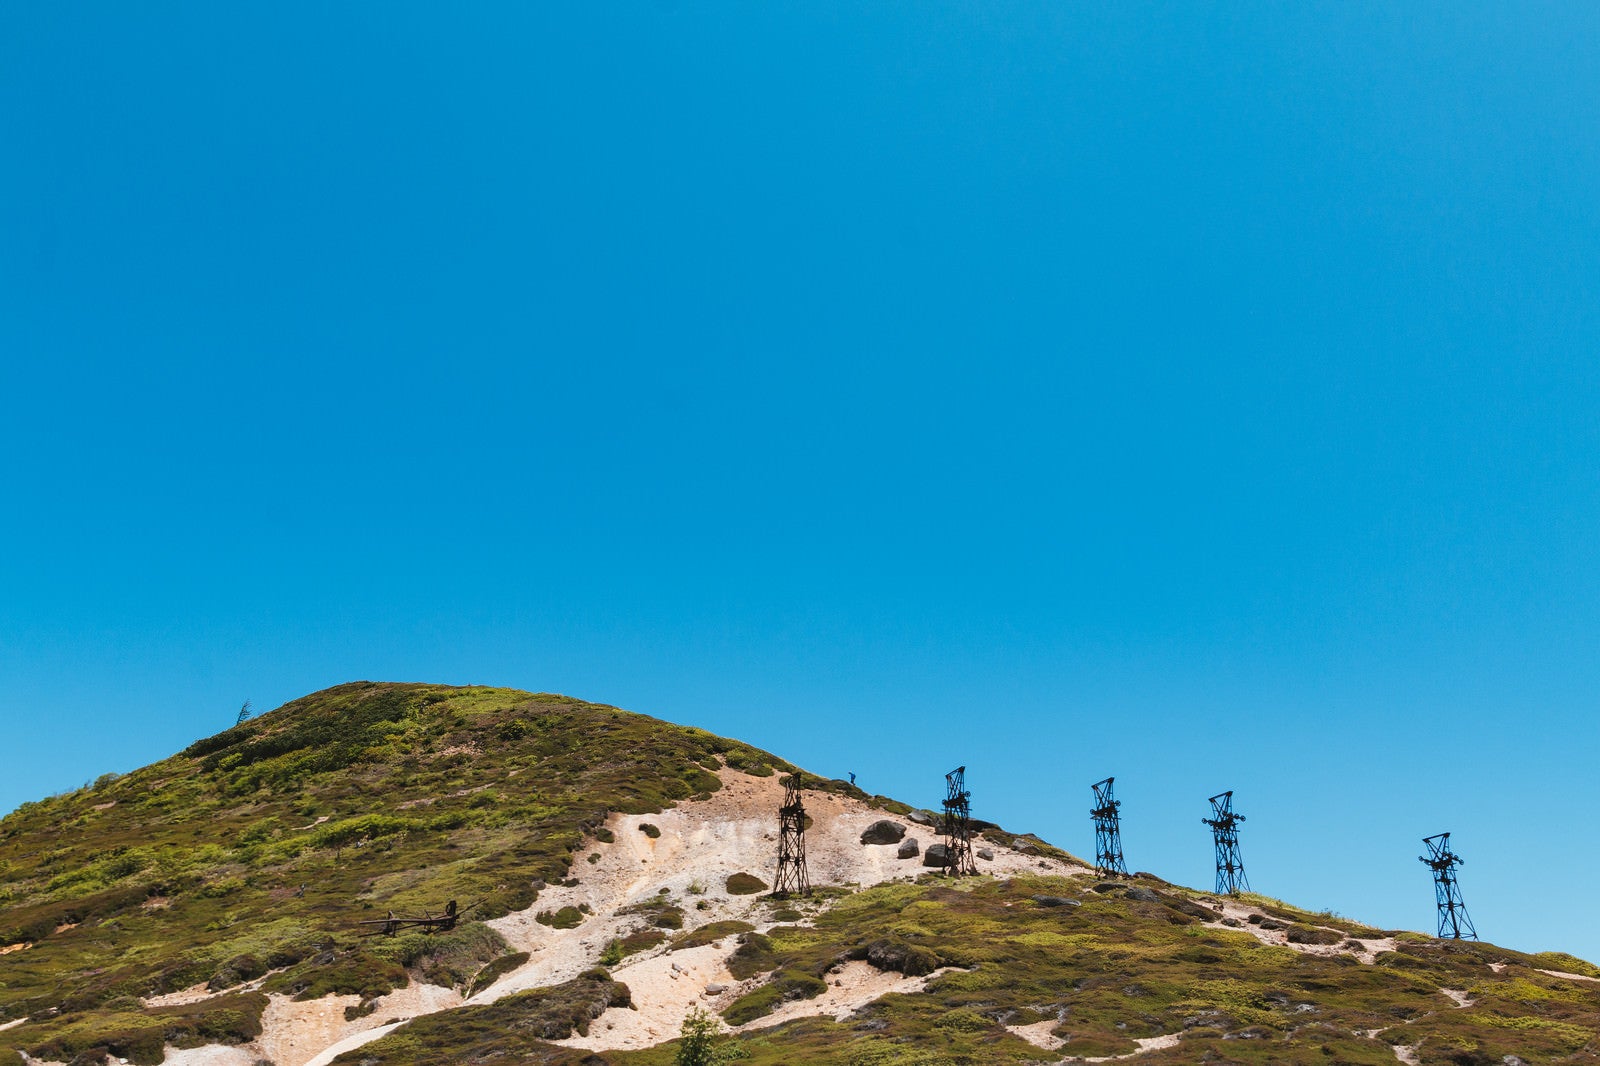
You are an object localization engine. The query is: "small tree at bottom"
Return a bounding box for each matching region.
[676,1006,745,1066]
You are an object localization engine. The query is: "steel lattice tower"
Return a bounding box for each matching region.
[1203,791,1249,895]
[1090,777,1128,877]
[1419,832,1476,940]
[940,766,976,876]
[772,774,810,896]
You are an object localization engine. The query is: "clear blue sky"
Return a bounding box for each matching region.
[3,4,1598,960]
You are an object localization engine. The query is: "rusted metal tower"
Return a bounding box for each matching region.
[773,774,810,896]
[1090,777,1128,877]
[940,765,976,876]
[1419,832,1477,940]
[1203,791,1249,895]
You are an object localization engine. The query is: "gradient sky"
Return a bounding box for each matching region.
[3,4,1598,960]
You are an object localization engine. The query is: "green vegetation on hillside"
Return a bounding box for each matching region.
[0,682,792,1063]
[330,968,632,1065]
[600,875,1599,1066]
[2,681,1597,1066]
[337,870,1600,1065]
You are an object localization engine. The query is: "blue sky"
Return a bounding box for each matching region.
[3,3,1598,959]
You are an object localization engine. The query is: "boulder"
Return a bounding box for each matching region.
[860,820,907,845]
[897,837,920,859]
[922,843,949,867]
[1092,882,1128,894]
[704,983,726,995]
[907,810,938,826]
[976,847,995,861]
[1124,887,1161,903]
[863,938,941,976]
[1031,895,1079,908]
[1165,896,1221,920]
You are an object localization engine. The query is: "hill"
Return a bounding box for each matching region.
[1,683,1597,1066]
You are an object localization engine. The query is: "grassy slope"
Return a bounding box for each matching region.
[3,682,1598,1066]
[0,682,797,1065]
[343,874,1600,1066]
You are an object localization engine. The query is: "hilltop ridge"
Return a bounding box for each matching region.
[1,683,1597,1066]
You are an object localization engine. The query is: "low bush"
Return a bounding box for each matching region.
[671,921,756,951]
[536,906,585,930]
[721,968,826,1025]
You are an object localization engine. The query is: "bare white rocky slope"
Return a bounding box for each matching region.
[82,769,1083,1066]
[36,768,1436,1066]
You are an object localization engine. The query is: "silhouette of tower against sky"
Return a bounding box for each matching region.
[1203,790,1249,895]
[1420,832,1477,940]
[1090,777,1128,877]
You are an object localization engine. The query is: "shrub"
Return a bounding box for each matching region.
[672,921,756,952]
[935,1008,994,1033]
[1286,925,1343,946]
[727,933,776,980]
[494,720,530,742]
[467,951,529,996]
[536,906,585,930]
[725,873,767,895]
[620,928,667,955]
[676,1005,747,1065]
[721,969,825,1025]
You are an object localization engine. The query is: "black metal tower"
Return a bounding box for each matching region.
[940,766,976,876]
[1203,791,1249,895]
[1090,777,1128,877]
[773,774,810,896]
[1419,832,1477,940]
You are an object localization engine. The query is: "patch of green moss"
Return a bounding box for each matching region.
[671,920,756,951]
[466,950,529,996]
[331,969,631,1064]
[1534,950,1600,978]
[20,991,267,1066]
[537,906,586,930]
[727,932,778,980]
[620,927,668,955]
[722,968,828,1025]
